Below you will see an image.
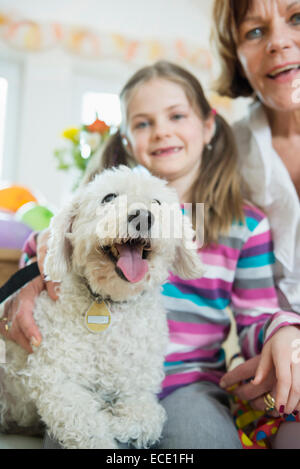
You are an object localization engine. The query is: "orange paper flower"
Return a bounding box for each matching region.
[86,119,110,135]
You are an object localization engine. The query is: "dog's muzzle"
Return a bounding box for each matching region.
[100,209,154,284]
[127,209,154,238]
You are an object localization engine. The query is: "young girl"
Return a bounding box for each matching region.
[3,61,300,449]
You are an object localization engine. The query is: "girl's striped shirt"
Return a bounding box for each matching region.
[160,204,300,399]
[21,205,300,400]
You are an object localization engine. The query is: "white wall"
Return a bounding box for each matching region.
[0,0,250,209]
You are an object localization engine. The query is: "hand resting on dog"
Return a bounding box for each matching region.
[0,229,59,353]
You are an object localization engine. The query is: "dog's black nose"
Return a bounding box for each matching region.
[128,209,154,233]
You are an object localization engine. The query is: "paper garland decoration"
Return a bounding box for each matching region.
[0,11,213,72]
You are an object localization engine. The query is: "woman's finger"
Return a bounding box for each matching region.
[36,229,50,277]
[220,355,260,388]
[249,386,279,417]
[252,341,273,385]
[249,396,279,417]
[230,371,275,401]
[8,319,33,354]
[285,361,300,415]
[45,281,60,301]
[36,229,60,302]
[273,349,292,414]
[294,401,300,415]
[15,302,42,347]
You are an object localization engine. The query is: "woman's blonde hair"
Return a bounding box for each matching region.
[211,0,254,98]
[85,60,244,246]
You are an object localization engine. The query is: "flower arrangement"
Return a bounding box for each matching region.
[54,116,111,188]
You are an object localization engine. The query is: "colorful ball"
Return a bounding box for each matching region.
[0,185,37,213]
[16,203,54,231]
[0,212,33,250]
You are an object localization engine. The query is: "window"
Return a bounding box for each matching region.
[0,77,8,177]
[0,62,20,180]
[72,71,127,130]
[81,92,121,127]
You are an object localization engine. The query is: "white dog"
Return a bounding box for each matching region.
[0,166,204,449]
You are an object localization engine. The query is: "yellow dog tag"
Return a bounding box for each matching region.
[85,301,111,333]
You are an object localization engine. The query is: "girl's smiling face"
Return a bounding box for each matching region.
[124,78,214,183]
[237,0,300,111]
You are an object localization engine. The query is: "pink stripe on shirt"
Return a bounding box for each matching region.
[203,244,240,260]
[168,275,232,293]
[231,294,279,310]
[234,287,277,300]
[168,319,227,335]
[165,348,219,362]
[162,371,221,388]
[200,252,237,270]
[235,313,271,326]
[242,231,272,249]
[170,331,224,347]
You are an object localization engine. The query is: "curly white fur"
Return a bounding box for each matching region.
[0,166,204,449]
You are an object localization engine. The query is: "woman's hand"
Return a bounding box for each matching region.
[0,274,45,353]
[220,356,279,417]
[0,229,60,353]
[252,326,300,416]
[220,355,279,417]
[220,326,300,416]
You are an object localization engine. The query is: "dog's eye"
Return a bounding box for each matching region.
[101,193,118,204]
[153,199,161,205]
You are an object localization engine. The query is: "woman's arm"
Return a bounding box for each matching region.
[231,213,300,359]
[222,213,300,414]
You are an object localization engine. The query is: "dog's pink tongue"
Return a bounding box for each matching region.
[116,244,148,283]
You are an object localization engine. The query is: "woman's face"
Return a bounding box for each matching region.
[125,78,214,182]
[237,0,300,111]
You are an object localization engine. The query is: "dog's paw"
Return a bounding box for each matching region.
[131,410,166,449]
[73,435,118,449]
[93,436,118,450]
[60,435,118,449]
[112,402,166,449]
[61,429,118,449]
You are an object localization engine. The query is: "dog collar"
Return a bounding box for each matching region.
[83,280,128,334]
[82,279,146,333]
[84,281,128,305]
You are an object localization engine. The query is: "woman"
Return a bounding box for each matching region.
[212,0,300,448]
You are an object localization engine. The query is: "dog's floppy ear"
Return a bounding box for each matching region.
[171,215,205,280]
[44,199,78,282]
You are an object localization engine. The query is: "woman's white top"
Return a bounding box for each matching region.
[233,101,300,313]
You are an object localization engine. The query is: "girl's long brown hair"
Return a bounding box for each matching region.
[84,60,244,246]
